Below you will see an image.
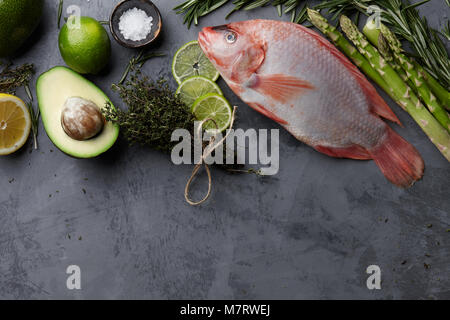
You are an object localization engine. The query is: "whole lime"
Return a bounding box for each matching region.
[0,0,44,57]
[59,17,111,74]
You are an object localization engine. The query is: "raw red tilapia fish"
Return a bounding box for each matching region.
[198,20,424,187]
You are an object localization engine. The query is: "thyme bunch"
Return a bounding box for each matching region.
[103,68,195,153]
[0,63,35,98]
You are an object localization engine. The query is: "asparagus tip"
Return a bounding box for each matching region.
[340,15,358,40]
[307,8,328,29]
[378,33,391,58]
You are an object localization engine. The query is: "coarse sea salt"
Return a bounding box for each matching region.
[118,7,153,42]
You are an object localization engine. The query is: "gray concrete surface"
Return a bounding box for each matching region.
[0,0,449,300]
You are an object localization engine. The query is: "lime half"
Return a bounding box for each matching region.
[176,76,223,110]
[172,40,219,84]
[192,93,232,133]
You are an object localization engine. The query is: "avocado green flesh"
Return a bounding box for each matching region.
[0,0,44,57]
[37,67,119,158]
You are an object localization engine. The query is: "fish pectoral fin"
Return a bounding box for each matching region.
[247,102,289,125]
[250,74,314,104]
[314,145,371,160]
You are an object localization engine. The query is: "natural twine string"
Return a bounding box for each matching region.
[185,106,238,206]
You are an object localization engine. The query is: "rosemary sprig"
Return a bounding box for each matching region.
[24,84,33,101]
[26,101,40,150]
[119,51,166,85]
[0,63,35,95]
[174,0,309,27]
[293,4,308,24]
[440,20,450,41]
[58,0,64,29]
[174,0,230,29]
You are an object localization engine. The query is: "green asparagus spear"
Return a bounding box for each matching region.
[371,23,450,132]
[377,33,412,87]
[363,19,450,110]
[340,15,450,161]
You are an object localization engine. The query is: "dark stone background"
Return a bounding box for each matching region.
[0,0,448,299]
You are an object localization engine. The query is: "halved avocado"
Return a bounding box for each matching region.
[36,66,119,158]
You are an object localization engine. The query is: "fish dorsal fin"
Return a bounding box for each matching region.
[297,24,401,125]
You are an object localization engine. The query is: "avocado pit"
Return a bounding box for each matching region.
[61,97,104,141]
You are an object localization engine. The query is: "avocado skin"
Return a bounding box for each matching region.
[36,66,119,159]
[0,0,44,57]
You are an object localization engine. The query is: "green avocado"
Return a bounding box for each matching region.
[0,0,44,57]
[36,67,119,158]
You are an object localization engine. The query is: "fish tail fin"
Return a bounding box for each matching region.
[369,127,424,188]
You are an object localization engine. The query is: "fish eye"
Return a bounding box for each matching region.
[225,31,237,44]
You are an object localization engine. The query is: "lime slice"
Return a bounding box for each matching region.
[172,40,220,84]
[192,93,232,133]
[176,76,223,110]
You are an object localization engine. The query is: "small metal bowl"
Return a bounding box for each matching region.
[110,0,162,49]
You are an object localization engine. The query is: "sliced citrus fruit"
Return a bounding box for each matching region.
[0,93,31,155]
[192,93,232,133]
[176,76,223,110]
[172,40,220,84]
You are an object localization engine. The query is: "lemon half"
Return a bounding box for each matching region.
[0,93,31,155]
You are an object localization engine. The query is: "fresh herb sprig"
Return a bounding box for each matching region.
[104,68,195,153]
[174,0,311,27]
[58,0,64,29]
[0,63,35,96]
[174,0,230,29]
[26,102,40,150]
[441,20,450,41]
[119,51,166,85]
